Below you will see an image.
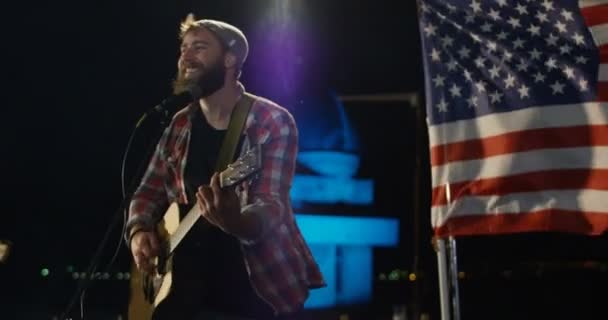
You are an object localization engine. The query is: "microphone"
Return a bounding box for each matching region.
[151,86,201,115]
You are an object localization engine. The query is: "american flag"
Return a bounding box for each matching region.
[417,0,608,237]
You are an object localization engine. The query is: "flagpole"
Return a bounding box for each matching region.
[436,236,461,320]
[436,238,451,320]
[448,236,461,320]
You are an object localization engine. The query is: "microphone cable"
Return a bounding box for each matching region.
[74,110,154,320]
[63,89,197,319]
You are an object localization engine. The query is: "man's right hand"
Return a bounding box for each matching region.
[130,230,160,273]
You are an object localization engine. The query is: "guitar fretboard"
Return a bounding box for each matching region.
[168,205,201,253]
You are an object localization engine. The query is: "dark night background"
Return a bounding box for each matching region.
[2,0,607,319]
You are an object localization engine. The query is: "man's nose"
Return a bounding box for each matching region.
[180,47,196,60]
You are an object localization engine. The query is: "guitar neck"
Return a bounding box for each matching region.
[168,204,201,254]
[163,145,261,254]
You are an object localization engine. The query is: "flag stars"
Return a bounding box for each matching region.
[471,33,483,43]
[436,98,449,113]
[579,79,589,91]
[533,72,546,83]
[449,84,463,97]
[550,81,565,95]
[542,0,555,11]
[447,59,459,72]
[560,44,573,55]
[516,59,529,72]
[504,74,517,89]
[452,21,464,31]
[467,96,480,108]
[475,56,487,68]
[575,56,589,64]
[463,69,473,82]
[497,31,509,40]
[527,24,541,37]
[418,1,594,112]
[536,12,549,23]
[470,0,482,13]
[555,21,567,33]
[436,12,448,23]
[431,48,441,62]
[513,38,526,49]
[489,8,501,21]
[432,74,446,87]
[487,41,498,52]
[518,84,530,99]
[572,33,585,46]
[529,48,542,60]
[508,17,522,28]
[441,35,454,48]
[561,9,574,21]
[495,0,507,7]
[545,57,558,70]
[515,3,528,15]
[475,81,487,93]
[562,66,575,79]
[546,33,559,46]
[465,14,476,24]
[423,24,437,37]
[489,90,504,103]
[420,3,431,13]
[446,3,457,13]
[458,47,472,59]
[489,65,501,79]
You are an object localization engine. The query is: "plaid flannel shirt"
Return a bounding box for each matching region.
[126,86,325,314]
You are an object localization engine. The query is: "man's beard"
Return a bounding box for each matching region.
[173,59,226,98]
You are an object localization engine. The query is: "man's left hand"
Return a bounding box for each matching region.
[196,172,242,234]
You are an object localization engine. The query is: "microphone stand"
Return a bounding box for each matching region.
[59,104,176,320]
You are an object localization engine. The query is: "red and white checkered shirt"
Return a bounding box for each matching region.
[127,87,325,314]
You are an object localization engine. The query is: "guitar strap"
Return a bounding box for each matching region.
[214,92,257,172]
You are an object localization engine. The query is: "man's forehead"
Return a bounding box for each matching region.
[182,28,216,44]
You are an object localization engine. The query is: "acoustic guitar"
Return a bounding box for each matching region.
[128,145,261,319]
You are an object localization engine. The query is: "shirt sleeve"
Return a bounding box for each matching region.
[124,125,172,244]
[239,108,298,245]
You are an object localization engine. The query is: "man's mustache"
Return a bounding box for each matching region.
[181,61,206,71]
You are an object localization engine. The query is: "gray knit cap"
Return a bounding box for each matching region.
[195,19,249,67]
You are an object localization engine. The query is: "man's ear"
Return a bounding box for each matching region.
[224,52,237,69]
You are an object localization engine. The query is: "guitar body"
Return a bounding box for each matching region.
[128,203,180,320]
[127,263,155,320]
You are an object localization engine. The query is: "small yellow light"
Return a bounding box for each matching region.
[408,273,417,281]
[458,271,465,279]
[0,240,12,263]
